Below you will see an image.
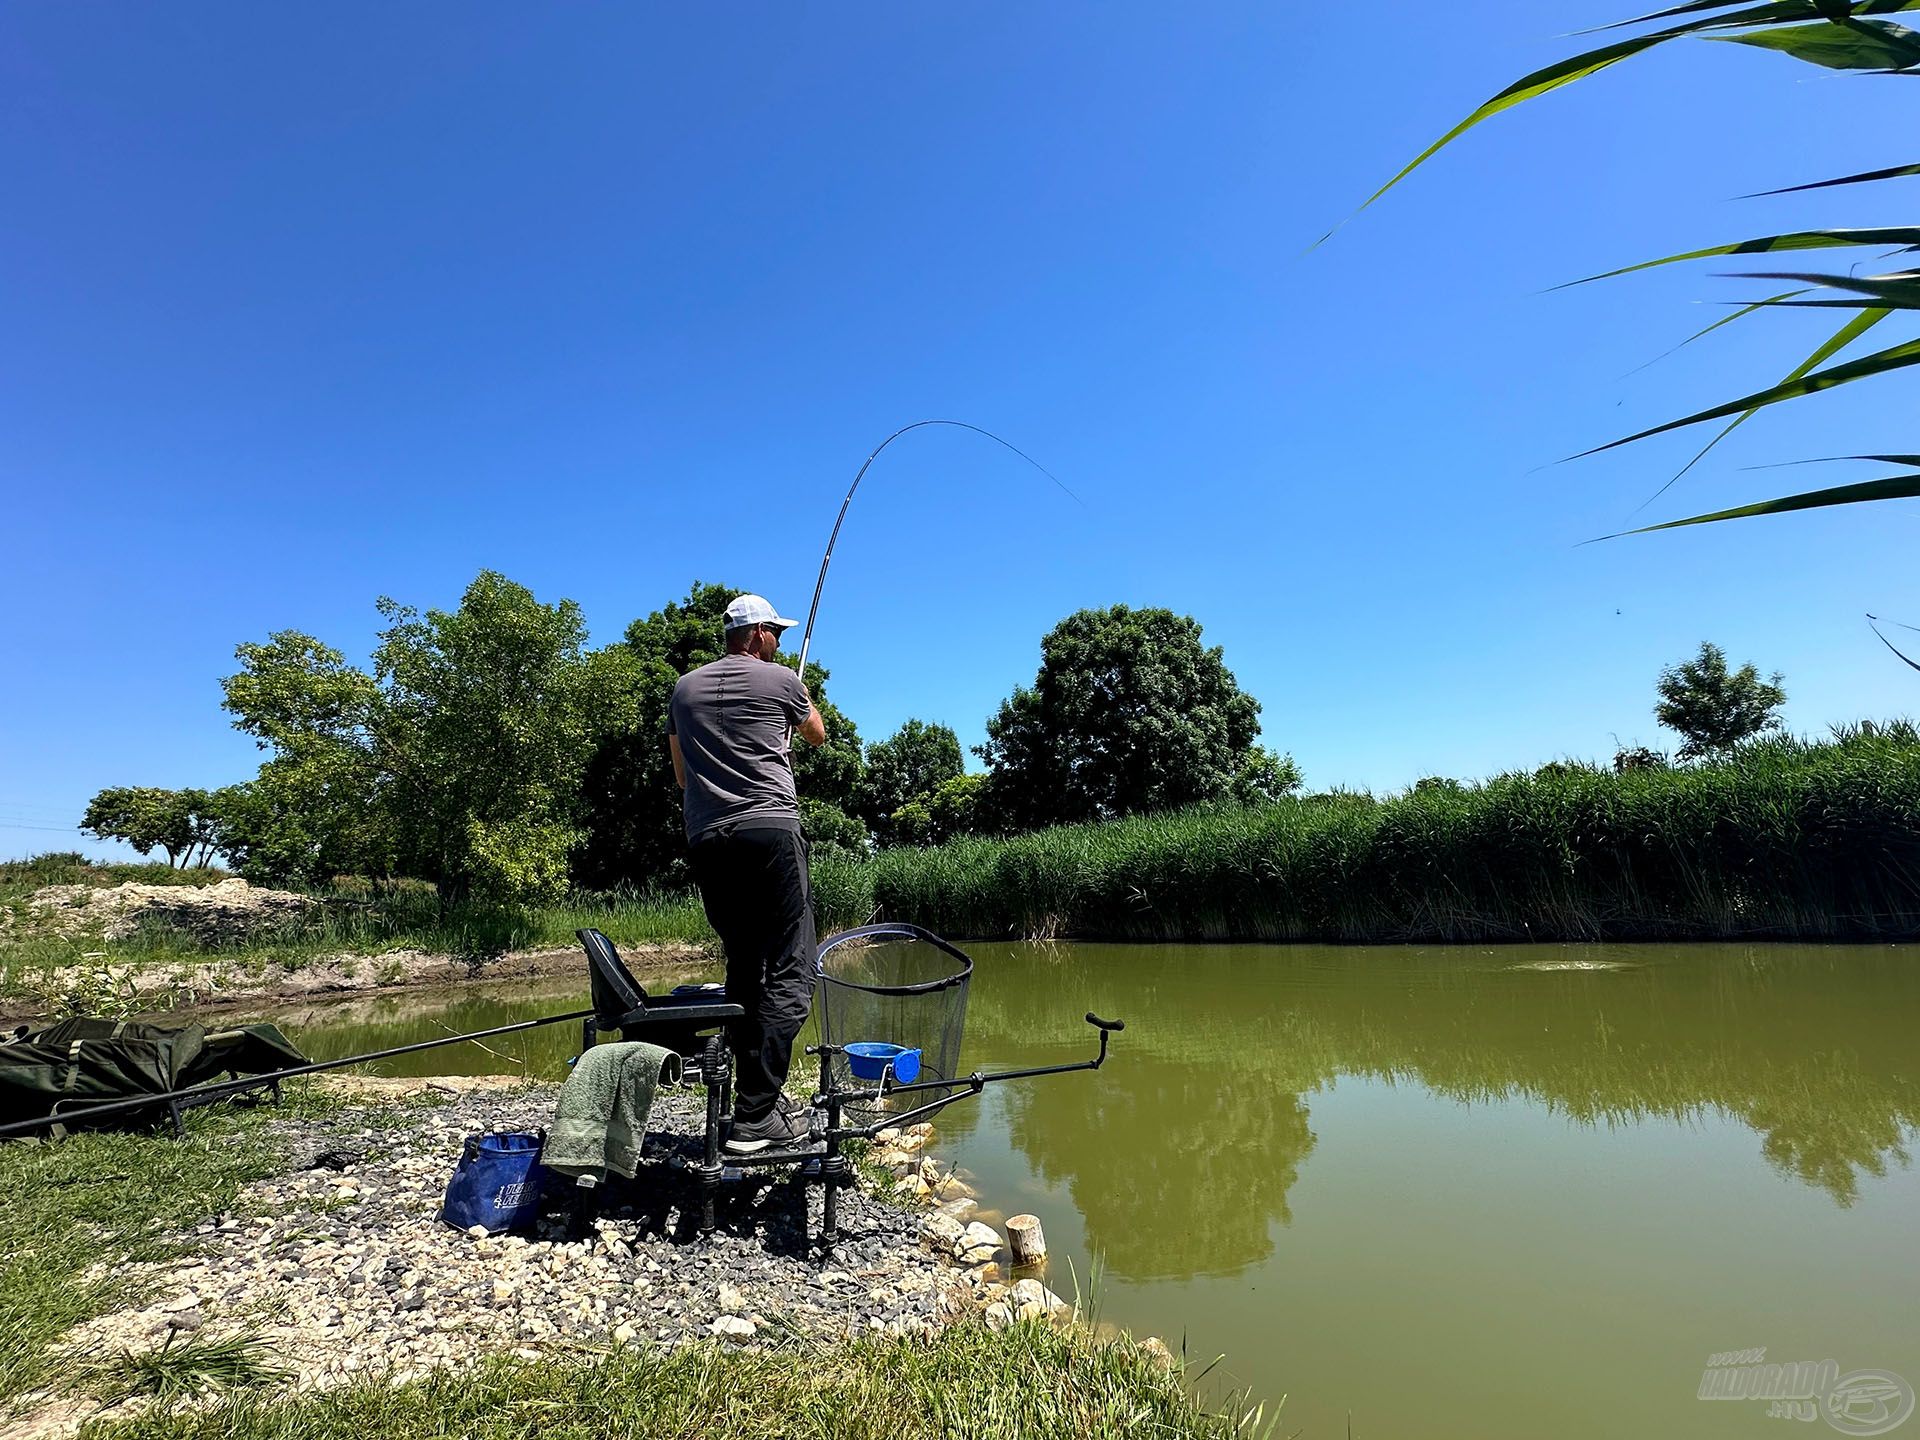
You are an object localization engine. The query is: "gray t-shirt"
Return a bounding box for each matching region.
[667,653,811,842]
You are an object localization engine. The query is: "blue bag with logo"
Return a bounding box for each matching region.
[440,1130,547,1235]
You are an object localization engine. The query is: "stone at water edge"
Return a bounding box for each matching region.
[952,1221,1000,1264]
[920,1213,966,1253]
[1009,1278,1068,1321]
[1137,1336,1177,1369]
[983,1301,1014,1332]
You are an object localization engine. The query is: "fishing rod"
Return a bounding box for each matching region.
[0,1006,595,1140]
[793,420,1080,680]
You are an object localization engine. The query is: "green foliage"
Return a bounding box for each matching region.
[976,605,1283,831]
[574,581,864,890]
[80,788,212,869]
[1655,642,1788,760]
[221,573,595,906]
[868,730,1920,943]
[1612,744,1668,774]
[860,720,965,844]
[372,573,595,904]
[800,798,870,859]
[1352,1,1920,531]
[220,633,398,884]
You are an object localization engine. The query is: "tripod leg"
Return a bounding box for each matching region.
[700,1034,724,1237]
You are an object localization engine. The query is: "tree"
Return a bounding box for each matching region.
[1355,3,1920,535]
[859,720,964,845]
[80,787,201,868]
[222,571,596,905]
[1655,642,1787,761]
[371,573,597,904]
[976,605,1290,830]
[572,581,866,890]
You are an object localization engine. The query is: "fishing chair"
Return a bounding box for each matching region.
[576,927,771,1236]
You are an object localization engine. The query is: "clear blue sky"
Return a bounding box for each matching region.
[4,3,1916,861]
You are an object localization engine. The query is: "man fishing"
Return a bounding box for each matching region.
[668,593,827,1153]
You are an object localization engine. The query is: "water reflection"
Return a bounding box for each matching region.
[958,942,1920,1278]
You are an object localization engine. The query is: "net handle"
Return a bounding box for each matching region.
[815,923,974,996]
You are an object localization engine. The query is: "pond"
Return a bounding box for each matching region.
[271,940,1920,1438]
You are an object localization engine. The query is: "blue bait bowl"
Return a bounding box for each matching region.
[845,1042,921,1085]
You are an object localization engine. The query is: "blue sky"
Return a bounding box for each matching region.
[4,3,1917,860]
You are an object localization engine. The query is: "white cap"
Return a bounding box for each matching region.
[724,594,799,633]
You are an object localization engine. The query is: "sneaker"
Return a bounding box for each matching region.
[725,1105,812,1154]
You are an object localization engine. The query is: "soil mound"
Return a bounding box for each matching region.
[26,877,316,944]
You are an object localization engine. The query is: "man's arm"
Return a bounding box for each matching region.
[798,697,826,747]
[669,733,687,789]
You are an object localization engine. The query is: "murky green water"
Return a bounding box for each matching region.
[271,942,1920,1438]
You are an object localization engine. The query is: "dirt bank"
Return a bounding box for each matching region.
[0,940,709,1023]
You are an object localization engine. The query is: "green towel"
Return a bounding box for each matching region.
[544,1041,682,1184]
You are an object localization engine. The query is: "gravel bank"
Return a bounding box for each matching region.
[15,1079,1062,1438]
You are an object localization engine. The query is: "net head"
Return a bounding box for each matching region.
[815,924,972,1124]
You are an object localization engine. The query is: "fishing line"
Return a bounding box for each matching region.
[794,419,1081,679]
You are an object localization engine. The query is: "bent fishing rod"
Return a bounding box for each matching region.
[793,419,1080,679]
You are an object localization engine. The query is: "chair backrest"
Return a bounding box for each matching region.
[577,928,647,1023]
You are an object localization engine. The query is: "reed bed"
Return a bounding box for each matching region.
[858,733,1920,943]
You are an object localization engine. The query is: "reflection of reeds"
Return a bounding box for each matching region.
[966,939,1920,1209]
[860,733,1920,944]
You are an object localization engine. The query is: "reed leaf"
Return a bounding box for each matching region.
[1583,0,1920,34]
[1578,322,1915,458]
[1868,617,1920,671]
[1744,160,1920,195]
[1607,472,1920,535]
[1716,17,1920,68]
[1561,229,1920,287]
[1624,306,1892,499]
[1742,268,1920,305]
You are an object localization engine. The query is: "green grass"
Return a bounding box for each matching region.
[77,1320,1266,1440]
[0,1084,351,1407]
[88,1332,289,1405]
[861,730,1920,943]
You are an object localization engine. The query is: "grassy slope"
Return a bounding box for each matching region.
[78,1324,1261,1440]
[0,1087,367,1404]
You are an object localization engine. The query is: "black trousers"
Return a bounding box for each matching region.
[687,823,817,1124]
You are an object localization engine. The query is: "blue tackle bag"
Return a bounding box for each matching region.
[440,1130,547,1235]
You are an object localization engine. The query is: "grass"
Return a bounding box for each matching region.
[76,1319,1268,1440]
[88,1332,289,1405]
[858,730,1920,943]
[0,1084,351,1407]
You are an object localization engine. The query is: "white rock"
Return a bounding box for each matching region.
[717,1282,747,1314]
[1009,1278,1066,1312]
[709,1315,756,1344]
[921,1214,966,1252]
[983,1301,1014,1331]
[953,1222,1000,1264]
[465,1225,489,1240]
